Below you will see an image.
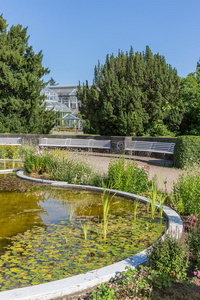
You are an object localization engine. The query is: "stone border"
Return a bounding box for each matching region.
[0,171,183,300]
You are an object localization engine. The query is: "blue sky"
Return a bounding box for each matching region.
[1,0,200,85]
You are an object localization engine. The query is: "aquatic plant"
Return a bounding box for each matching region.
[81,221,90,240]
[68,204,75,223]
[150,180,158,221]
[101,188,115,240]
[133,197,139,221]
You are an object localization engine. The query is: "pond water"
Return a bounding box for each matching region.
[0,178,167,291]
[0,187,161,252]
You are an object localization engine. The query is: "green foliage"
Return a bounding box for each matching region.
[90,266,174,299]
[187,215,200,269]
[90,283,116,300]
[173,136,200,169]
[180,63,200,135]
[50,155,92,184]
[24,149,53,174]
[172,170,200,215]
[78,46,182,136]
[24,150,93,184]
[0,15,56,134]
[106,155,149,194]
[0,145,20,159]
[147,233,189,281]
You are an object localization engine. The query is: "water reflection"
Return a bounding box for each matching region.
[0,187,150,252]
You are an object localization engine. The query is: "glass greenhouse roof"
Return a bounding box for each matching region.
[63,114,80,121]
[45,101,71,113]
[41,87,59,101]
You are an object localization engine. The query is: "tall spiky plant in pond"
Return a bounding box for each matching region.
[133,197,139,222]
[101,188,114,240]
[150,180,158,221]
[81,221,90,241]
[68,204,75,223]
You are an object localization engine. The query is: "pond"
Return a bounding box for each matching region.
[0,176,167,291]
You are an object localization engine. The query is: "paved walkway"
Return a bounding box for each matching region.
[73,153,184,193]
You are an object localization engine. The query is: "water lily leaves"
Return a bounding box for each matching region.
[0,212,166,291]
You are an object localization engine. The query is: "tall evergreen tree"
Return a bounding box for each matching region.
[179,61,200,135]
[0,15,55,134]
[78,45,182,136]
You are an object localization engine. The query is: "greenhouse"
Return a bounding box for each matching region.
[41,87,71,126]
[62,114,83,129]
[41,87,82,128]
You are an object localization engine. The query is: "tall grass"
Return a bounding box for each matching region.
[101,189,114,240]
[68,204,75,223]
[107,155,149,194]
[81,221,90,240]
[172,168,200,215]
[133,197,139,221]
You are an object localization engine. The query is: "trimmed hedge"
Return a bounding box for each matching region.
[173,136,200,169]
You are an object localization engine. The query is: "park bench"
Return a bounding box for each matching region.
[125,141,175,155]
[39,138,111,151]
[0,137,22,146]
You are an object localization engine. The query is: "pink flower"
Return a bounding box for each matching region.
[191,214,194,221]
[194,270,200,278]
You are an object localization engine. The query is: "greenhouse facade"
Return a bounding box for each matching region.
[41,87,82,129]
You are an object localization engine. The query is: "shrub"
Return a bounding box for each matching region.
[107,155,149,194]
[0,145,20,159]
[147,233,188,281]
[172,170,200,215]
[24,149,53,174]
[90,266,173,299]
[50,155,92,184]
[173,136,200,169]
[187,214,200,269]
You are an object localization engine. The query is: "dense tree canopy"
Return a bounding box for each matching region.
[179,62,200,135]
[0,15,55,134]
[78,46,183,136]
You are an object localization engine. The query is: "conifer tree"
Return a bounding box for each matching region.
[78,45,182,136]
[0,15,55,133]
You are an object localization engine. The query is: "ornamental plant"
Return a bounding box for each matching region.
[172,169,200,215]
[24,149,53,174]
[0,145,20,159]
[107,155,149,194]
[187,214,200,269]
[89,266,173,300]
[147,233,189,281]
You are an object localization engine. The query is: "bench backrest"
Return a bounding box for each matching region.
[0,137,22,145]
[39,138,111,149]
[127,141,175,154]
[151,142,175,153]
[68,139,91,147]
[91,139,111,148]
[40,138,70,146]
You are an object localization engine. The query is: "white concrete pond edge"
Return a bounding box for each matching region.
[0,170,183,300]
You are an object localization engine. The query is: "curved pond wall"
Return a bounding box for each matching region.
[0,171,183,300]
